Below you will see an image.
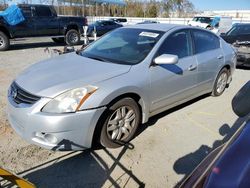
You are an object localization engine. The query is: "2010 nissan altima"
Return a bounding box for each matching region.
[7,24,236,150]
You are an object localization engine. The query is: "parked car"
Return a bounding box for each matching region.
[180,80,250,188]
[137,20,159,24]
[0,4,88,51]
[109,18,128,25]
[188,16,232,34]
[7,24,236,151]
[87,20,122,37]
[221,24,250,67]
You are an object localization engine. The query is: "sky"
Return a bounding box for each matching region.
[190,0,250,11]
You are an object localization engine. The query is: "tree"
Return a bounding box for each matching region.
[146,0,159,17]
[162,0,194,17]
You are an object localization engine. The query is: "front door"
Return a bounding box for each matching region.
[150,30,198,112]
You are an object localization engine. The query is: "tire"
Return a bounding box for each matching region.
[52,37,65,44]
[0,31,10,51]
[212,68,229,96]
[65,29,80,46]
[206,26,213,30]
[99,98,141,148]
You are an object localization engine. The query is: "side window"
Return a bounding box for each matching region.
[239,25,250,34]
[102,22,108,26]
[20,6,32,18]
[35,6,52,17]
[193,30,220,54]
[158,30,191,59]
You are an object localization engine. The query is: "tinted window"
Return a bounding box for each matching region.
[35,6,52,17]
[20,6,32,17]
[101,21,109,26]
[158,30,191,59]
[109,21,116,25]
[227,25,250,35]
[193,30,220,54]
[192,17,213,24]
[117,18,127,22]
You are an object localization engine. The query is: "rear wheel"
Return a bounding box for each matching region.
[99,98,141,148]
[65,29,80,46]
[212,68,229,96]
[52,37,65,44]
[0,31,10,51]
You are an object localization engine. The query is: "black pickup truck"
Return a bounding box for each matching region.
[0,4,87,51]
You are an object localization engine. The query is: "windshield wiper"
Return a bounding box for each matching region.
[87,56,107,62]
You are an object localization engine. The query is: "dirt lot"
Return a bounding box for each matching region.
[0,38,250,187]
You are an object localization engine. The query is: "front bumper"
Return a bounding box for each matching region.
[7,96,106,151]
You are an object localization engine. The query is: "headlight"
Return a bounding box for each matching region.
[42,86,98,113]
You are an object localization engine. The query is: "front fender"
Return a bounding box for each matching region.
[79,70,151,123]
[63,22,83,34]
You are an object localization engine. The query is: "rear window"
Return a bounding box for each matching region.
[20,6,32,17]
[35,6,52,17]
[192,17,213,24]
[193,30,220,54]
[117,18,127,22]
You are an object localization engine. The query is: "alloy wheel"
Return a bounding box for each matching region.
[0,36,4,47]
[106,106,136,141]
[69,33,78,43]
[216,72,228,94]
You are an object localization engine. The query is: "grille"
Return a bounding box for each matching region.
[10,82,41,105]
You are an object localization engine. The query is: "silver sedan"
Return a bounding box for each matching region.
[7,24,236,150]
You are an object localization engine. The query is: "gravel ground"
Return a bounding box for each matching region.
[0,37,250,187]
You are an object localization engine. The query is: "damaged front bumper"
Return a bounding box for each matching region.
[233,41,250,67]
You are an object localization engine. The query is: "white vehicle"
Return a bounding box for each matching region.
[188,16,232,34]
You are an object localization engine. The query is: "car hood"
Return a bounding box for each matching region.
[15,53,131,98]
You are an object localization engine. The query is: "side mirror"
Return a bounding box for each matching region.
[154,54,178,65]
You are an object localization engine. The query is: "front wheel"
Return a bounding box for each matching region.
[100,98,141,148]
[212,68,229,96]
[65,29,80,46]
[0,31,10,51]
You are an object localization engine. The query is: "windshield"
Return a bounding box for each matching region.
[227,25,250,36]
[193,17,213,24]
[80,28,164,65]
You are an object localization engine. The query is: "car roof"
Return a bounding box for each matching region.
[18,4,51,7]
[235,23,250,26]
[125,24,188,32]
[194,16,214,18]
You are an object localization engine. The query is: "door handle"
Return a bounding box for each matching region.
[217,55,224,59]
[188,64,197,71]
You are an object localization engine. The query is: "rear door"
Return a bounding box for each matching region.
[150,29,198,112]
[191,29,223,92]
[11,5,36,37]
[34,6,59,36]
